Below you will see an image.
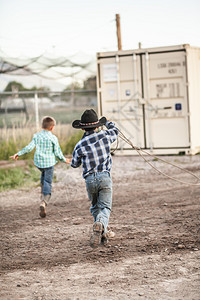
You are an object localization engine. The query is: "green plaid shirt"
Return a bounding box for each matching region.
[17,130,66,168]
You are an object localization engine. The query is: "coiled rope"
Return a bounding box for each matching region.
[116,128,200,186]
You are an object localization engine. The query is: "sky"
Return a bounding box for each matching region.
[0,0,200,90]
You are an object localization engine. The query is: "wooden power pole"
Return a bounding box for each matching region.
[116,14,122,50]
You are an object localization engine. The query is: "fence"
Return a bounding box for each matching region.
[0,90,97,129]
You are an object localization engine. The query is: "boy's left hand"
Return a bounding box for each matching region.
[66,158,72,164]
[10,153,19,161]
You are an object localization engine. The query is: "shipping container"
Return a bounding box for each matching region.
[97,44,200,155]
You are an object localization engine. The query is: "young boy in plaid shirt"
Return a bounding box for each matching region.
[71,109,119,247]
[10,116,70,218]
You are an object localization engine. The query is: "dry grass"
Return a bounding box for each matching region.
[0,122,81,160]
[0,123,75,142]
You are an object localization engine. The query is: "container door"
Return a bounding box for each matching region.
[143,51,190,149]
[97,54,145,149]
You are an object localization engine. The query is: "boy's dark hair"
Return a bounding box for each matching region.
[84,127,97,132]
[42,116,56,129]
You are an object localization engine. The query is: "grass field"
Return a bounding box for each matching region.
[0,121,83,191]
[0,103,96,190]
[0,122,83,160]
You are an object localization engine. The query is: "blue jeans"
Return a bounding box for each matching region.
[38,166,54,195]
[85,171,112,234]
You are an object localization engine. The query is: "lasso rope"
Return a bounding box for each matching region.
[116,128,200,186]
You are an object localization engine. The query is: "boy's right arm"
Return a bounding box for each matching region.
[105,120,119,143]
[17,139,36,156]
[10,138,36,160]
[10,153,19,160]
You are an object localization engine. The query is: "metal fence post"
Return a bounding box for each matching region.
[34,92,39,131]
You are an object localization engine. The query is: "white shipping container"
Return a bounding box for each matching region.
[96,44,200,155]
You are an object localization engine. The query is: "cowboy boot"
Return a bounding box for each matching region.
[39,194,51,218]
[39,194,46,218]
[90,221,103,248]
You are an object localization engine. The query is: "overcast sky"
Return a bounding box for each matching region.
[0,0,200,90]
[1,0,200,56]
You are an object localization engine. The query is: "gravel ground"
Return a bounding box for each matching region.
[0,155,200,299]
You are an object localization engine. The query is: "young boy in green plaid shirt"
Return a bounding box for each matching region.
[10,116,70,218]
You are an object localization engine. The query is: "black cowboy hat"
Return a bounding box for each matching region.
[72,109,107,129]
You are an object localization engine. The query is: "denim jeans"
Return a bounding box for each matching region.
[38,166,54,195]
[85,171,112,234]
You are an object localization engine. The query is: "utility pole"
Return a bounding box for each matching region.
[116,14,122,50]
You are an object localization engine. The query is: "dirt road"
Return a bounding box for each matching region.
[0,155,200,299]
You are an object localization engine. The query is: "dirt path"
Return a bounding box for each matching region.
[0,155,200,299]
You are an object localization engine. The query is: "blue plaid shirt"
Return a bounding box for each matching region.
[17,130,66,168]
[71,121,119,178]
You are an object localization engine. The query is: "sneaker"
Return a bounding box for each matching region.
[39,201,46,218]
[90,222,103,248]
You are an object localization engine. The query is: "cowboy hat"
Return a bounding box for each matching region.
[72,109,107,129]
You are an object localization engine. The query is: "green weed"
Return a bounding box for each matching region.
[62,131,83,155]
[0,164,40,192]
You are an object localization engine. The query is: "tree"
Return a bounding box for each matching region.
[4,81,26,92]
[3,81,50,92]
[83,76,96,90]
[63,81,83,91]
